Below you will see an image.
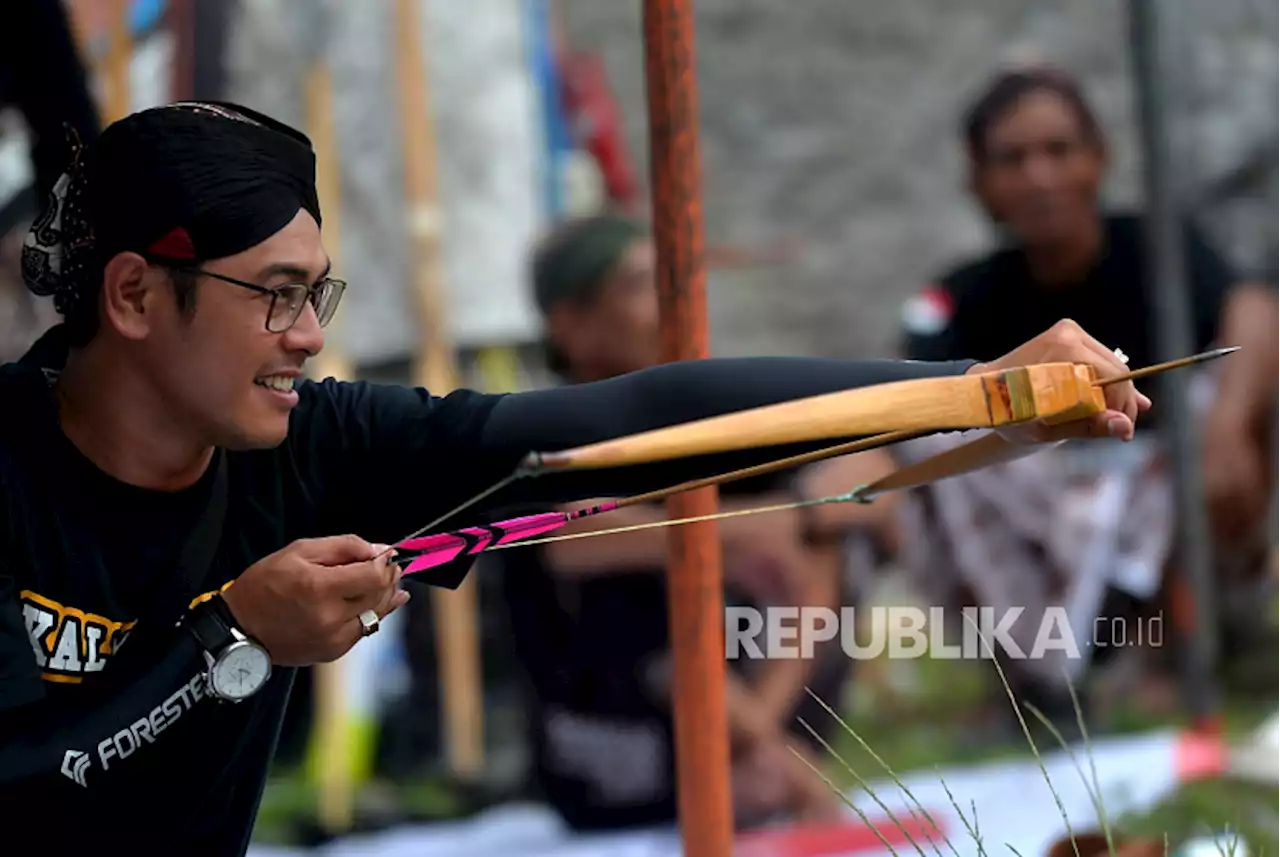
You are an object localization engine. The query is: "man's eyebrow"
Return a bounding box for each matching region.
[255,258,333,284]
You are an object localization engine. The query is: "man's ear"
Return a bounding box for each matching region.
[100,251,158,340]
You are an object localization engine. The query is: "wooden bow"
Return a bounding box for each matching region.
[521,360,1104,473]
[386,348,1236,579]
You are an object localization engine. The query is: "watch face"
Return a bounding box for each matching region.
[211,642,271,701]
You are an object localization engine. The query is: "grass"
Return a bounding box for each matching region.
[804,631,1278,857]
[252,608,1278,853]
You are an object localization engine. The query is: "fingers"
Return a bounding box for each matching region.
[291,534,379,565]
[346,569,409,618]
[1035,409,1135,442]
[1053,321,1146,422]
[332,587,412,658]
[319,544,396,598]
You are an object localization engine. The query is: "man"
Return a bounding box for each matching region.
[499,214,906,830]
[901,64,1277,545]
[897,65,1276,721]
[0,101,1143,854]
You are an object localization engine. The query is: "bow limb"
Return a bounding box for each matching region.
[850,431,1067,501]
[523,361,1105,472]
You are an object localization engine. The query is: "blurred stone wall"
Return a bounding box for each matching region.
[558,0,1277,359]
[2,0,1271,366]
[223,0,544,366]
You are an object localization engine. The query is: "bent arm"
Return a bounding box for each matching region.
[1214,283,1278,430]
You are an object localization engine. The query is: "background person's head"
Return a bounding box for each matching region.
[22,102,341,450]
[531,213,659,382]
[962,66,1107,251]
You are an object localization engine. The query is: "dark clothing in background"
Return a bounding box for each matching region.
[499,458,852,832]
[0,0,100,234]
[901,213,1236,429]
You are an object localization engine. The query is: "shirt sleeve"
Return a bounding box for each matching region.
[299,355,976,544]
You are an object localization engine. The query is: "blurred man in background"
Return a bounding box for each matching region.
[498,213,903,831]
[897,65,1277,725]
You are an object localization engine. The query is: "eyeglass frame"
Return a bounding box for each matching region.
[143,254,347,333]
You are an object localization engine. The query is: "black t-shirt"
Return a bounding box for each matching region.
[0,325,975,853]
[499,472,853,832]
[0,348,505,853]
[899,213,1237,428]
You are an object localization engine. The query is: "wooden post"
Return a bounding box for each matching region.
[303,45,359,834]
[165,0,196,101]
[104,0,132,122]
[392,0,486,781]
[642,2,734,856]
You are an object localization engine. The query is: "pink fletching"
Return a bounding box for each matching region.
[401,539,467,574]
[397,512,575,576]
[397,532,466,553]
[492,513,569,545]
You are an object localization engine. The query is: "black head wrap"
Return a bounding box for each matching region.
[21,101,319,333]
[530,213,645,314]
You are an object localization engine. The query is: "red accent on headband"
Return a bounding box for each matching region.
[148,227,197,260]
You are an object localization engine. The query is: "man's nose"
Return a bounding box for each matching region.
[281,302,326,356]
[1022,150,1063,188]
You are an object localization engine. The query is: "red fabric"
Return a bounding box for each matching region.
[148,226,197,260]
[559,50,640,208]
[737,815,947,857]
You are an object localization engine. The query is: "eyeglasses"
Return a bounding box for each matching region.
[155,262,347,333]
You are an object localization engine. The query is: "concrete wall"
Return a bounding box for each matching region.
[4,1,1269,367]
[224,0,545,366]
[559,0,1277,359]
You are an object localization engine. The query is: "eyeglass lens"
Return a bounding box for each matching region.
[269,280,345,332]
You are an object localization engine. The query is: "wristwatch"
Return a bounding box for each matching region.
[185,595,272,702]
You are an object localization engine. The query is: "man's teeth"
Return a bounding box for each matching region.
[255,376,296,392]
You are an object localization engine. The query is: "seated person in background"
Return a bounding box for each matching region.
[896,65,1277,722]
[498,214,903,831]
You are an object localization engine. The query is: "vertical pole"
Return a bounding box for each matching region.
[166,0,196,102]
[642,3,734,856]
[105,0,132,122]
[393,0,486,781]
[1126,0,1220,732]
[303,22,358,832]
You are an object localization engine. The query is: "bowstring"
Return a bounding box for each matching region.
[485,487,874,551]
[377,429,921,561]
[375,468,527,560]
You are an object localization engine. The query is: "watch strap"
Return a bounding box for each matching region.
[186,596,236,656]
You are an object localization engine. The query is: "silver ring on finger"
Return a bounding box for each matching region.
[358,609,380,637]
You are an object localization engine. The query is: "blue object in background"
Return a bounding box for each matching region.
[130,0,167,35]
[525,0,572,220]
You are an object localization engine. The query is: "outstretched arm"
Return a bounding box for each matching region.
[306,319,1144,546]
[477,355,976,506]
[304,354,974,544]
